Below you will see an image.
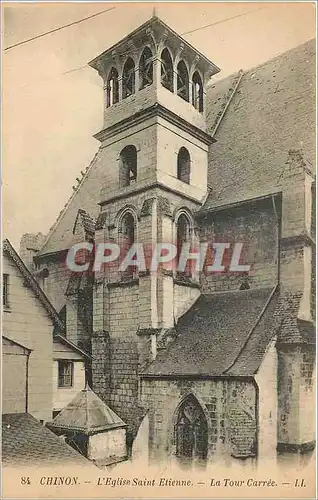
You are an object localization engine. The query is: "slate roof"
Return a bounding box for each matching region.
[2,413,90,467]
[142,287,277,377]
[47,385,126,435]
[37,38,315,256]
[203,38,315,210]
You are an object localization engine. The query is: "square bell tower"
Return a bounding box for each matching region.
[89,15,220,437]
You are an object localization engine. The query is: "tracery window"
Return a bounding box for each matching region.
[176,396,208,462]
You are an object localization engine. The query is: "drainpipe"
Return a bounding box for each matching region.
[25,351,31,413]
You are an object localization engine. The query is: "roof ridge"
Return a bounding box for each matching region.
[54,333,91,360]
[38,149,100,255]
[241,37,316,76]
[210,69,244,137]
[223,284,278,375]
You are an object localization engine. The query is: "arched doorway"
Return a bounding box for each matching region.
[175,395,208,464]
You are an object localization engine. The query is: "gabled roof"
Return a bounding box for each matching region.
[203,38,315,210]
[4,239,91,359]
[3,239,65,332]
[73,209,96,237]
[142,287,278,377]
[2,336,32,354]
[47,385,126,435]
[53,334,92,361]
[2,413,91,467]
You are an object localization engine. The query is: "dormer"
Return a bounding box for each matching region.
[89,16,220,136]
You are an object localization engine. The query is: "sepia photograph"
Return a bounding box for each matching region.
[1,1,317,498]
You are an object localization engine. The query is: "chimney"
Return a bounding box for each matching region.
[20,233,46,272]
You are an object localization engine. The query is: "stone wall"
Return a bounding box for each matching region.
[140,377,257,463]
[277,344,316,450]
[200,197,279,293]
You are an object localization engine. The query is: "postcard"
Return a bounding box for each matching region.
[1,2,316,498]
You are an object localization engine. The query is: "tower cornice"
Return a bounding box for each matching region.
[94,103,216,146]
[88,16,220,78]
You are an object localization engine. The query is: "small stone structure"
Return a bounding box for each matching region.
[47,384,127,466]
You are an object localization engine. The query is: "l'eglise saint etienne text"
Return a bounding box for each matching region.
[96,477,193,487]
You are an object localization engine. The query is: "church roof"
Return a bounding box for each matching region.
[47,385,126,435]
[202,38,315,211]
[142,287,279,377]
[37,39,315,257]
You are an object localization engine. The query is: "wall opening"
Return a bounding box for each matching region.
[139,47,153,90]
[122,57,136,99]
[106,67,119,107]
[161,48,174,92]
[192,71,204,112]
[177,147,191,184]
[119,145,137,187]
[177,60,189,102]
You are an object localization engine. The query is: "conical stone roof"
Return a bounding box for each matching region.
[48,384,126,435]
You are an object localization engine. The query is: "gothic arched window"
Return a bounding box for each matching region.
[139,47,153,89]
[192,71,203,112]
[177,147,191,184]
[161,48,174,92]
[106,67,119,107]
[122,57,135,99]
[177,60,189,102]
[119,145,137,188]
[119,212,136,277]
[176,213,191,276]
[175,395,208,463]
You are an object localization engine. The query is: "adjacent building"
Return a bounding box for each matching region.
[2,239,90,422]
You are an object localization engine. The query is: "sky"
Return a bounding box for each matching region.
[2,1,316,249]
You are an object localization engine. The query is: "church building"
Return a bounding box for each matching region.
[27,16,316,465]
